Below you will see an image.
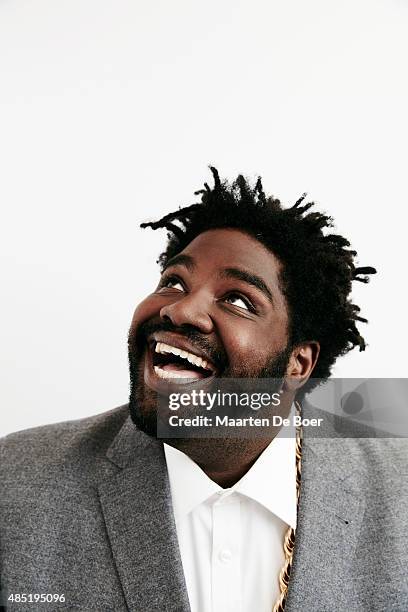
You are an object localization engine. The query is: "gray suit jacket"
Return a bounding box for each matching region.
[0,404,407,612]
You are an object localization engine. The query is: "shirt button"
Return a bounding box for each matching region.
[219,549,232,563]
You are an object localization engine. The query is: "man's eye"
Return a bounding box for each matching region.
[159,276,184,292]
[224,294,252,311]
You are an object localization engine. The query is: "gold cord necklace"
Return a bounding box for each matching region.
[272,401,302,612]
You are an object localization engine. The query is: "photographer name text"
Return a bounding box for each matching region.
[167,414,323,427]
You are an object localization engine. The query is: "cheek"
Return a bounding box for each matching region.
[130,294,163,331]
[219,315,289,364]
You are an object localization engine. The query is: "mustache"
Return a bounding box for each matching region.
[128,319,229,372]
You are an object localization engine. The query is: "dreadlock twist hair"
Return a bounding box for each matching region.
[141,167,376,392]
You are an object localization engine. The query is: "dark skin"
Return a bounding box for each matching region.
[129,228,320,487]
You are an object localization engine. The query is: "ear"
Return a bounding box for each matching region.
[283,341,320,392]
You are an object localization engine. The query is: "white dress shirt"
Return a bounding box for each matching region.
[164,423,296,612]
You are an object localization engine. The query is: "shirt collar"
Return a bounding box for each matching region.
[164,407,297,529]
[234,430,297,528]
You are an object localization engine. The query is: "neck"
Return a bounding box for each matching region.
[168,436,277,488]
[165,394,294,488]
[201,439,273,487]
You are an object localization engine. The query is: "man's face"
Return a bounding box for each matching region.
[128,228,292,435]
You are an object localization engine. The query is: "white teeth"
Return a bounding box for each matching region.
[189,355,201,368]
[154,341,211,371]
[153,365,196,380]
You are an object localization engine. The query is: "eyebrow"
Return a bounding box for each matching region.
[221,267,275,305]
[163,253,196,272]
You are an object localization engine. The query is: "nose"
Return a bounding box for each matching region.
[159,291,214,334]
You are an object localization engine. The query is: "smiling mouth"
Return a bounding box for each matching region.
[152,341,216,381]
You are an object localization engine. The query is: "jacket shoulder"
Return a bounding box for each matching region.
[304,403,408,494]
[0,405,130,486]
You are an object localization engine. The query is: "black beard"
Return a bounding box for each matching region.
[128,320,292,438]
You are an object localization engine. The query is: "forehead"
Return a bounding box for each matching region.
[178,228,283,280]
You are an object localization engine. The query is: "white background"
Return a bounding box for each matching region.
[1,0,407,436]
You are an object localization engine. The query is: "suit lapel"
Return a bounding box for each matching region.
[285,426,366,611]
[98,417,190,612]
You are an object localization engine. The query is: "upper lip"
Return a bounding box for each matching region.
[149,331,218,374]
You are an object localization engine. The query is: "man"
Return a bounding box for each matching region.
[0,168,406,612]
